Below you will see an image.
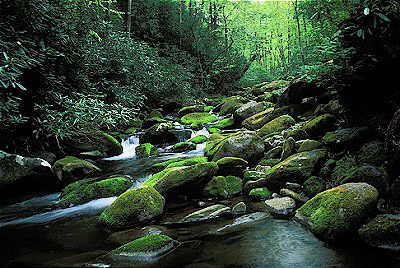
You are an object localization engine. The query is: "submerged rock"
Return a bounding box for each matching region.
[358,214,400,249]
[294,183,379,241]
[110,234,176,259]
[99,185,165,229]
[52,156,101,183]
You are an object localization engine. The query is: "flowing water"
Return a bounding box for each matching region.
[0,125,399,267]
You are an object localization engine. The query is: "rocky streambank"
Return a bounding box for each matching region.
[1,78,400,266]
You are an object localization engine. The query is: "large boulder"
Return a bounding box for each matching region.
[143,162,218,196]
[216,157,248,177]
[358,214,400,249]
[257,115,295,139]
[294,183,379,241]
[203,175,243,199]
[178,105,206,117]
[181,112,218,125]
[263,149,327,184]
[356,141,387,166]
[56,175,133,208]
[0,150,57,197]
[303,114,336,138]
[264,197,296,216]
[219,97,243,115]
[52,156,101,184]
[211,131,265,167]
[64,130,123,158]
[242,108,275,130]
[234,101,265,123]
[276,79,322,107]
[322,126,369,151]
[98,185,165,229]
[140,123,178,145]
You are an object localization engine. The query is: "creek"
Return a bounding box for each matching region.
[0,126,398,267]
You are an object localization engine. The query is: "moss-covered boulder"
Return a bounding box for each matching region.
[303,114,336,138]
[212,117,235,130]
[297,140,322,153]
[283,129,309,141]
[135,143,159,158]
[143,162,218,196]
[203,175,242,198]
[242,108,275,130]
[294,183,379,241]
[189,135,208,144]
[181,112,218,125]
[356,141,387,166]
[249,187,271,201]
[56,175,133,208]
[178,105,206,117]
[216,157,248,177]
[0,150,56,196]
[140,123,178,145]
[151,158,184,172]
[172,142,196,153]
[358,214,400,249]
[219,97,244,115]
[165,156,208,169]
[280,188,309,204]
[336,165,390,196]
[98,185,165,229]
[319,159,336,179]
[207,127,222,134]
[281,137,296,161]
[179,204,231,223]
[303,176,326,198]
[264,149,327,184]
[257,115,296,139]
[63,130,123,158]
[234,101,265,123]
[110,234,176,259]
[204,133,227,157]
[52,156,101,183]
[330,156,356,183]
[142,117,167,129]
[322,126,369,151]
[211,131,265,167]
[79,150,103,160]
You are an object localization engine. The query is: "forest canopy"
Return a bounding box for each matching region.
[0,0,398,149]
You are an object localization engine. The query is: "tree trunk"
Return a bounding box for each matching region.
[294,0,306,65]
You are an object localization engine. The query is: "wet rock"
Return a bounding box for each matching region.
[188,135,208,144]
[280,188,309,204]
[330,156,356,183]
[263,149,327,184]
[109,234,177,259]
[297,139,322,153]
[212,117,235,130]
[281,137,296,161]
[163,156,208,169]
[294,183,379,241]
[99,185,165,229]
[140,123,178,145]
[234,101,265,123]
[232,202,247,214]
[242,108,275,130]
[358,214,400,249]
[179,204,231,223]
[276,79,322,107]
[219,97,244,115]
[79,150,103,160]
[56,175,133,208]
[203,176,242,199]
[135,143,159,158]
[142,117,167,129]
[211,131,265,167]
[248,187,271,201]
[303,114,336,138]
[265,146,283,159]
[257,115,296,139]
[178,105,206,117]
[283,129,309,141]
[263,197,296,216]
[322,126,369,151]
[0,150,56,196]
[181,112,218,125]
[143,162,218,196]
[52,156,101,184]
[172,142,196,153]
[356,141,387,166]
[216,157,248,177]
[285,182,303,193]
[151,158,185,172]
[303,176,326,198]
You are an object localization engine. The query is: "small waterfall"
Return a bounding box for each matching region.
[191,127,211,139]
[104,135,140,161]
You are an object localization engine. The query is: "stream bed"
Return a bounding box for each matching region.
[0,128,399,267]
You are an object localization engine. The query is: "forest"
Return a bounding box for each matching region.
[1,0,400,267]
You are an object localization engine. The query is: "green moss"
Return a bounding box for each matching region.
[151,158,184,171]
[243,170,265,182]
[204,106,213,112]
[358,214,400,247]
[257,115,295,138]
[298,183,378,238]
[181,112,218,125]
[53,156,101,182]
[257,158,281,167]
[204,134,227,157]
[249,187,271,200]
[203,175,242,198]
[213,118,235,129]
[303,114,335,137]
[178,105,205,115]
[111,234,173,255]
[57,176,133,208]
[172,142,196,152]
[124,127,137,134]
[219,97,243,115]
[207,127,222,134]
[99,185,165,229]
[189,135,208,144]
[298,140,322,153]
[190,122,204,130]
[135,143,159,158]
[303,176,326,198]
[166,156,208,168]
